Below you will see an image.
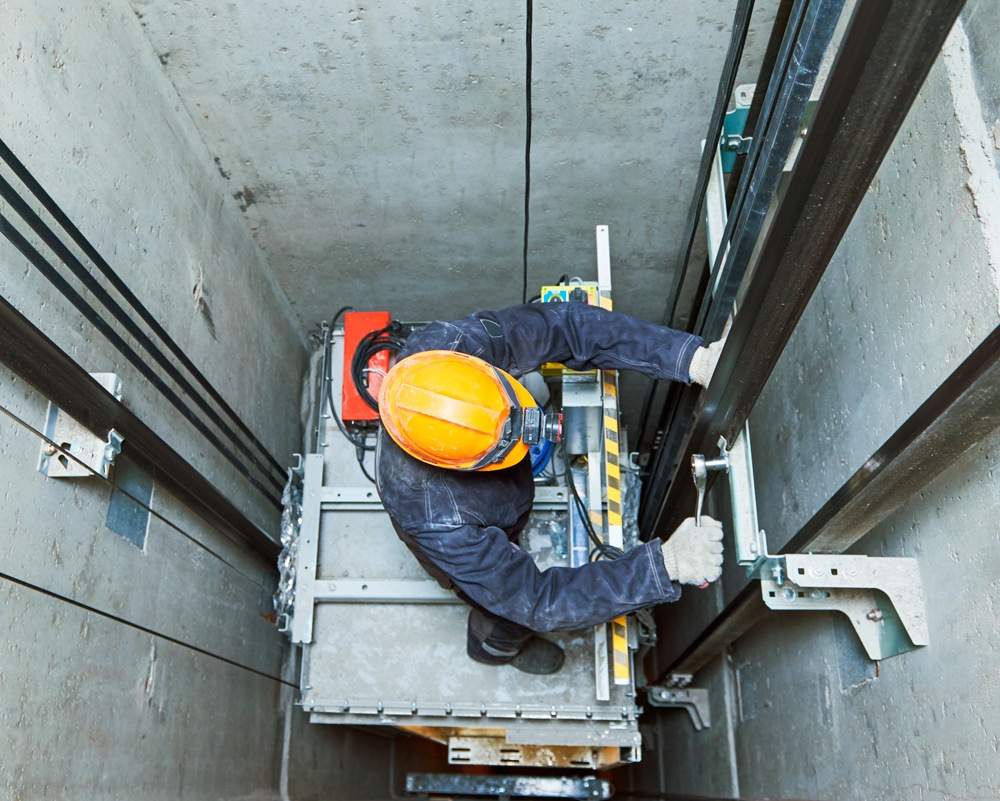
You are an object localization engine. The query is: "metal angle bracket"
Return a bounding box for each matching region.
[760,553,929,661]
[38,372,123,479]
[646,686,711,731]
[693,426,929,662]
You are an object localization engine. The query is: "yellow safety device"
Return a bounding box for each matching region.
[379,350,561,471]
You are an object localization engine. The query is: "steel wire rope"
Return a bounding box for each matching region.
[0,568,295,687]
[0,137,287,481]
[0,172,285,496]
[0,213,283,508]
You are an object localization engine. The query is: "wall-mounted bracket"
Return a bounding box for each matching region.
[723,134,752,154]
[646,686,711,731]
[38,373,123,479]
[692,425,928,661]
[761,553,928,660]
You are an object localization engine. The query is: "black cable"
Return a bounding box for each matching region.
[319,308,380,485]
[522,0,533,304]
[0,569,294,687]
[0,172,285,495]
[563,456,625,562]
[350,322,406,411]
[0,137,286,479]
[0,213,282,508]
[355,444,377,484]
[320,307,368,449]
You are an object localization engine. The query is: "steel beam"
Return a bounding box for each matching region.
[641,0,967,541]
[0,293,279,561]
[656,323,1000,680]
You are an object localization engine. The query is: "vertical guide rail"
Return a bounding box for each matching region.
[596,226,630,687]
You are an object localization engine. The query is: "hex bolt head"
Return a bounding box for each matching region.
[866,608,883,622]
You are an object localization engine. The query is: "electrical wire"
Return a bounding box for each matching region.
[522,0,533,304]
[554,452,625,562]
[350,322,406,411]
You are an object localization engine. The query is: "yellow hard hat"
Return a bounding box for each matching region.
[379,350,561,471]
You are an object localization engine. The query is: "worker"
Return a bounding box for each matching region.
[375,301,725,674]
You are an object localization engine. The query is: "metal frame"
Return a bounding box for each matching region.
[762,554,929,660]
[38,372,123,479]
[641,0,846,534]
[639,0,968,685]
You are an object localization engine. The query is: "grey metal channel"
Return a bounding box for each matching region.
[406,773,613,800]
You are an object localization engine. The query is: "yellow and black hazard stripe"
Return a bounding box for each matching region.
[599,291,630,686]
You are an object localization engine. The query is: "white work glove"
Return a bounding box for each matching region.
[689,339,724,387]
[661,516,724,586]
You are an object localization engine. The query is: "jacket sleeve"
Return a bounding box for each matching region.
[406,521,682,632]
[402,302,703,382]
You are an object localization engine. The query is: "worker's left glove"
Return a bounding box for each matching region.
[689,339,724,387]
[661,516,724,586]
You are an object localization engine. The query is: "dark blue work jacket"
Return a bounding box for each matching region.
[375,302,701,633]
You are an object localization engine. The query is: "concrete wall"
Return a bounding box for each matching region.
[0,2,417,798]
[643,12,1000,801]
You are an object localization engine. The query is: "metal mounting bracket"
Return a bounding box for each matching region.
[692,425,929,661]
[723,134,752,154]
[761,553,928,660]
[38,373,123,479]
[646,686,711,731]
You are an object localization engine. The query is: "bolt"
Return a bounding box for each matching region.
[867,609,883,622]
[44,444,57,456]
[810,589,826,600]
[772,564,785,586]
[783,588,796,601]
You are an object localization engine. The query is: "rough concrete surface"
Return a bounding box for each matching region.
[6,0,1000,798]
[124,0,773,331]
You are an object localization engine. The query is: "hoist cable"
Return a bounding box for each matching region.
[0,137,287,482]
[0,213,281,508]
[0,172,284,495]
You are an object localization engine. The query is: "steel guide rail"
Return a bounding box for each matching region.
[640,0,845,538]
[641,0,967,544]
[642,0,968,678]
[0,138,287,490]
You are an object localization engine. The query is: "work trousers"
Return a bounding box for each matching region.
[390,508,534,663]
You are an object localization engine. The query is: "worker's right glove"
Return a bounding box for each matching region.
[661,516,724,586]
[689,340,724,387]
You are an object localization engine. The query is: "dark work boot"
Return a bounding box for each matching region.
[508,636,565,675]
